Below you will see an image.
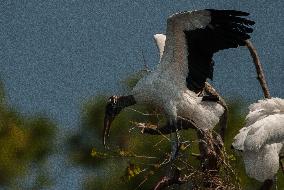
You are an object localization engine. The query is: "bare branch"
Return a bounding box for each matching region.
[245,40,271,99]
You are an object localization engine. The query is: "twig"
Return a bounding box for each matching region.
[153,168,184,190]
[126,108,162,116]
[135,177,148,190]
[191,153,201,160]
[140,47,151,72]
[134,156,173,190]
[134,117,197,135]
[95,148,158,160]
[245,40,271,99]
[133,122,171,141]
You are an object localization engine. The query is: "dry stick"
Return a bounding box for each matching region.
[140,47,151,72]
[245,40,271,99]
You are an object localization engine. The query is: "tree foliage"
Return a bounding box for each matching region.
[66,73,284,189]
[0,82,57,189]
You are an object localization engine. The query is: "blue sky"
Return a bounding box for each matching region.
[1,0,283,189]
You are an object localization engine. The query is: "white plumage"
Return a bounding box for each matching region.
[232,98,284,182]
[136,33,223,129]
[151,33,223,130]
[153,34,166,61]
[132,9,252,129]
[132,57,224,130]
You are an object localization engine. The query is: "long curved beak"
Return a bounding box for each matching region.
[103,113,115,147]
[102,95,136,147]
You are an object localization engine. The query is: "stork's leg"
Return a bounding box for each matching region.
[273,176,278,190]
[280,156,284,174]
[169,118,181,161]
[203,82,228,142]
[259,179,273,190]
[166,118,181,181]
[219,101,228,142]
[201,94,219,102]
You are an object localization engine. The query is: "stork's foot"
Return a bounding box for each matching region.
[170,140,181,161]
[201,94,219,102]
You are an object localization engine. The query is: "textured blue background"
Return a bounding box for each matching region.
[1,0,283,189]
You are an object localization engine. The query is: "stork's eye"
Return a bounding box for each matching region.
[108,96,118,103]
[108,98,114,104]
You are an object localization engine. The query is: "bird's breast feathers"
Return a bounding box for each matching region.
[132,71,224,129]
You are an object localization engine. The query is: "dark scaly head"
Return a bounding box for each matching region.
[103,95,136,147]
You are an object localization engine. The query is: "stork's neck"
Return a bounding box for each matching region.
[117,95,136,108]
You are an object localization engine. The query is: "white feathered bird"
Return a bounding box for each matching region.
[232,98,284,187]
[103,9,254,157]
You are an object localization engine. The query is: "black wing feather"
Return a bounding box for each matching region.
[185,9,254,92]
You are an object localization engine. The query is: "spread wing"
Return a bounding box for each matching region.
[163,9,255,93]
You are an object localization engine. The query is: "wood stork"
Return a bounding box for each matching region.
[103,9,255,158]
[232,98,284,189]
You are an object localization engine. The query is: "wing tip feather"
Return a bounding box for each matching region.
[206,9,250,16]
